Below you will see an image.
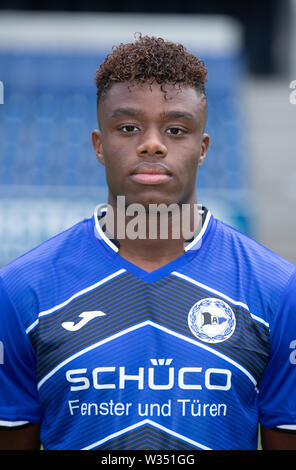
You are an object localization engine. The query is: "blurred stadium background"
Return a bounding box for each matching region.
[0,0,296,267]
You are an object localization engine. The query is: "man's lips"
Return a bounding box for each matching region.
[130,163,172,185]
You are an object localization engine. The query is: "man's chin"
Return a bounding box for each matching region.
[120,191,180,209]
[125,198,180,211]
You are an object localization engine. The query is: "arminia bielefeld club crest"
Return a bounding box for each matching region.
[188,298,236,343]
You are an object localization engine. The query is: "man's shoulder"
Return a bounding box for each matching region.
[204,216,296,323]
[210,216,296,306]
[215,217,295,274]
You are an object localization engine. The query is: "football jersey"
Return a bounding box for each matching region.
[0,205,295,450]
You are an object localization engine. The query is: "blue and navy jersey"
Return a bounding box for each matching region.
[0,206,296,450]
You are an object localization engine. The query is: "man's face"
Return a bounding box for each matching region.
[92,81,209,208]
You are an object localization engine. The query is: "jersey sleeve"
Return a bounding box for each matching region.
[0,276,42,428]
[258,269,296,431]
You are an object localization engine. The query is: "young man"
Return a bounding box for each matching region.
[0,36,295,451]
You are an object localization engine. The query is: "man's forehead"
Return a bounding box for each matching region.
[99,81,206,120]
[102,81,203,107]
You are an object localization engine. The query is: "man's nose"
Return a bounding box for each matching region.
[136,130,168,158]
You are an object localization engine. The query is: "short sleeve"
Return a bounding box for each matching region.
[0,277,42,427]
[258,269,296,431]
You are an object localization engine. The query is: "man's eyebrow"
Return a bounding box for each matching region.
[110,108,143,118]
[110,108,196,121]
[159,110,196,120]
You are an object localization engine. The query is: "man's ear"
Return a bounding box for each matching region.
[198,133,210,168]
[92,129,105,165]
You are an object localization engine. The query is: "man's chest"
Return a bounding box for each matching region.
[30,271,270,392]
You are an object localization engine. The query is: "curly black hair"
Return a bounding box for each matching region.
[94,34,208,102]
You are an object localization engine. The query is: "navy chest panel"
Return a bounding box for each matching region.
[29,271,269,386]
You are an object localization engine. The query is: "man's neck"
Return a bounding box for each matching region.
[118,232,187,273]
[102,198,203,272]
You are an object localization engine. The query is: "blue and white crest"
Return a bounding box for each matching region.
[188,298,236,343]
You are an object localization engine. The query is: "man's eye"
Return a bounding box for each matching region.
[166,128,186,136]
[120,125,139,132]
